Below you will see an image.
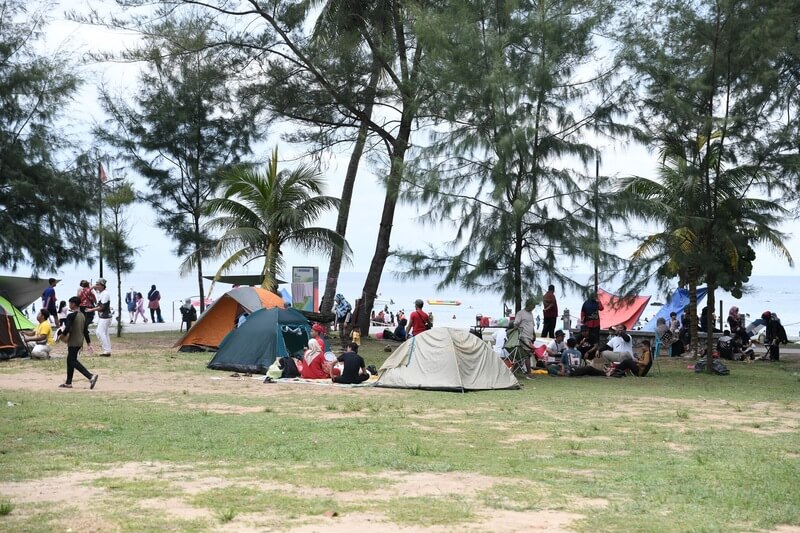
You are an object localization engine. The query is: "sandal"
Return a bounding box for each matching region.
[59,383,72,388]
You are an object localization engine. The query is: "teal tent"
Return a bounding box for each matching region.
[207,307,311,373]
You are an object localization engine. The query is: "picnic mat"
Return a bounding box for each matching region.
[252,375,378,388]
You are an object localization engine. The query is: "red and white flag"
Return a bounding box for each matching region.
[99,163,108,184]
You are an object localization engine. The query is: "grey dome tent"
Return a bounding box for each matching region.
[207,307,310,373]
[375,327,520,391]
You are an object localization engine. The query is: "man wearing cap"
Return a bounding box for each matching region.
[545,330,567,362]
[88,278,112,357]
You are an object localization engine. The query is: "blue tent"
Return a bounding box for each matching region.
[207,307,310,373]
[642,287,708,332]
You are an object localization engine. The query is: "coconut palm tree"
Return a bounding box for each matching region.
[307,0,391,314]
[186,148,351,292]
[615,135,792,358]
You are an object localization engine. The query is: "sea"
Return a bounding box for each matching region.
[12,268,800,340]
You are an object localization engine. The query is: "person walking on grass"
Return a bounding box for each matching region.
[58,297,98,390]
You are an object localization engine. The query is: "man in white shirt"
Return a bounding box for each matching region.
[545,330,567,362]
[601,324,634,362]
[89,278,112,357]
[493,328,508,358]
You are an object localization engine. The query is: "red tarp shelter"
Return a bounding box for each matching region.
[597,288,651,330]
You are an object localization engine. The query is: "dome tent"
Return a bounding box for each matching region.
[174,286,285,352]
[207,307,311,373]
[376,327,520,392]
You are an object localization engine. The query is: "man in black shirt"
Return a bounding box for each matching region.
[332,342,369,384]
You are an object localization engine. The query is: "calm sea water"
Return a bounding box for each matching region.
[15,268,800,339]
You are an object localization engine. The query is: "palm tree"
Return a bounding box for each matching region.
[615,135,792,359]
[186,148,351,292]
[307,0,390,314]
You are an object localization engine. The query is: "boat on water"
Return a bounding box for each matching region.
[427,299,462,306]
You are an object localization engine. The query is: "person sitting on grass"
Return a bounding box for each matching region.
[300,323,329,379]
[607,339,653,377]
[545,329,566,361]
[332,342,369,384]
[22,309,54,359]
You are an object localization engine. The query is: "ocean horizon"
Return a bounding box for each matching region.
[9,267,800,340]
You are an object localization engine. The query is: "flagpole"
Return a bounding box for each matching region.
[98,161,104,278]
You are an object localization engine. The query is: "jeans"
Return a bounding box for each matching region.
[96,317,112,353]
[66,346,92,384]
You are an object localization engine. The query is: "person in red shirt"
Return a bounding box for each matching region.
[541,284,558,338]
[301,323,330,379]
[408,299,430,337]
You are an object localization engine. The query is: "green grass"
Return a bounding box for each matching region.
[0,332,799,532]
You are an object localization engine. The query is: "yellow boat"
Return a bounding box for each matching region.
[427,299,461,306]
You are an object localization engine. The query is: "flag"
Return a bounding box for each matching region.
[99,163,108,184]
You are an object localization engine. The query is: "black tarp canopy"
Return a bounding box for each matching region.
[0,275,55,308]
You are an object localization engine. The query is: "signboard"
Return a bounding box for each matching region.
[291,266,319,312]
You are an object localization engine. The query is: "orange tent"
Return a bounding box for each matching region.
[597,288,651,330]
[174,287,285,351]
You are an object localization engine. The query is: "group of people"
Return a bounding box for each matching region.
[491,291,651,379]
[22,278,110,389]
[125,285,165,324]
[265,321,371,384]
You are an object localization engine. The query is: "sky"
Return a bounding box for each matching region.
[11,0,798,284]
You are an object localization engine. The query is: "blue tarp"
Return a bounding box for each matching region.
[642,287,708,332]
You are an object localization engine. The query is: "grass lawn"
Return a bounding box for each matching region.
[1,331,799,532]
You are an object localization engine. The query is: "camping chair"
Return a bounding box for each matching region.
[503,328,530,375]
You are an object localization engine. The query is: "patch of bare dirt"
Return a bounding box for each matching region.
[501,433,551,444]
[0,463,587,531]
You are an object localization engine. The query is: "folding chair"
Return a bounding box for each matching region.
[503,327,530,375]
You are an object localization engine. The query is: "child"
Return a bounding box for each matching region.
[57,300,68,327]
[556,337,582,376]
[134,292,148,323]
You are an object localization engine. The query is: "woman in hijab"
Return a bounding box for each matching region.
[300,323,329,379]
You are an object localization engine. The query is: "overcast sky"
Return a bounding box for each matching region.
[25,1,799,282]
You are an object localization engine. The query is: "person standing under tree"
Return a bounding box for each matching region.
[408,299,430,337]
[147,284,164,323]
[89,278,112,357]
[514,298,537,377]
[41,278,59,327]
[580,291,604,346]
[58,297,98,390]
[333,293,352,348]
[541,284,558,338]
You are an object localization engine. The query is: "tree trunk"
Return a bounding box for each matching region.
[357,133,410,335]
[116,268,123,337]
[688,282,698,357]
[320,64,381,314]
[195,216,206,313]
[705,281,716,373]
